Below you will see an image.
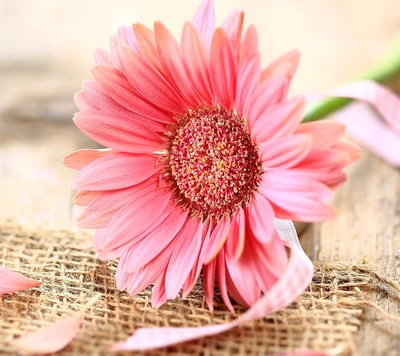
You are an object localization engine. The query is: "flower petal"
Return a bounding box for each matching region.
[117,43,184,112]
[246,77,289,128]
[73,111,163,154]
[295,121,346,149]
[182,219,212,298]
[260,169,333,203]
[10,314,81,355]
[165,217,203,298]
[154,22,199,107]
[251,97,306,143]
[192,0,215,49]
[72,152,161,191]
[225,207,245,261]
[63,149,114,171]
[210,28,237,108]
[101,188,172,251]
[117,25,139,51]
[221,10,244,51]
[152,271,169,308]
[123,208,188,273]
[261,49,301,82]
[181,22,213,105]
[235,53,261,114]
[0,266,41,295]
[73,190,101,206]
[77,178,161,229]
[92,65,173,124]
[246,194,275,244]
[203,218,230,264]
[259,134,313,169]
[203,258,217,311]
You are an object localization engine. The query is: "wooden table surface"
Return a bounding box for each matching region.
[1,1,400,355]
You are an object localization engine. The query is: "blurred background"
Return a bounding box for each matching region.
[1,0,400,229]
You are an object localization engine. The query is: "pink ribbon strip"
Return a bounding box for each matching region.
[114,219,314,351]
[308,80,400,166]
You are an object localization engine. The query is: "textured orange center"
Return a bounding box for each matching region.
[167,107,263,220]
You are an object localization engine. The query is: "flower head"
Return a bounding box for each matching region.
[64,0,359,309]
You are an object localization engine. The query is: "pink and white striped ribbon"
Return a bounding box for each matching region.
[114,219,314,351]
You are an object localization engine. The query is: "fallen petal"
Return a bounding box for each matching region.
[10,314,81,355]
[0,266,42,295]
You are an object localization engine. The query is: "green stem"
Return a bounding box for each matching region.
[302,36,400,122]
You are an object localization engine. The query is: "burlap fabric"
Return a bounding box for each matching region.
[0,220,385,355]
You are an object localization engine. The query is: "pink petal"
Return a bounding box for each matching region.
[235,53,261,114]
[73,111,163,154]
[225,208,245,261]
[165,217,203,298]
[117,25,139,51]
[251,97,306,143]
[259,134,313,169]
[132,23,162,70]
[224,249,260,306]
[260,169,334,204]
[73,190,101,206]
[203,218,230,264]
[112,220,313,352]
[261,49,301,82]
[210,28,237,108]
[192,0,215,49]
[181,22,213,105]
[203,258,217,311]
[239,26,258,65]
[77,80,132,114]
[295,121,346,150]
[123,208,188,273]
[152,271,169,308]
[182,219,212,298]
[246,194,275,244]
[72,152,162,191]
[116,43,184,113]
[101,189,172,251]
[77,178,161,229]
[154,22,198,108]
[63,149,114,171]
[215,249,235,313]
[0,266,41,295]
[221,10,244,51]
[246,230,288,286]
[246,77,289,128]
[10,314,81,355]
[91,65,173,124]
[267,191,335,222]
[94,47,114,66]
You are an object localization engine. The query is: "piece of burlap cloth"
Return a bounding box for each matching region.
[0,220,398,356]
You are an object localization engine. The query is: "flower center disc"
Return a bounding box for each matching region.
[167,107,263,220]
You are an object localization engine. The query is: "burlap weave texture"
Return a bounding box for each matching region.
[0,220,368,355]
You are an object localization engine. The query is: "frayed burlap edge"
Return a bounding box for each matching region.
[0,220,398,356]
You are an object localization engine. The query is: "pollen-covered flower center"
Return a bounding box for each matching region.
[167,107,263,220]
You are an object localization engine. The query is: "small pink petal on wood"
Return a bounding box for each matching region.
[0,266,41,295]
[10,314,81,355]
[113,220,313,351]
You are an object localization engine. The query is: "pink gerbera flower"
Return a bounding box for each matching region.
[64,0,358,309]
